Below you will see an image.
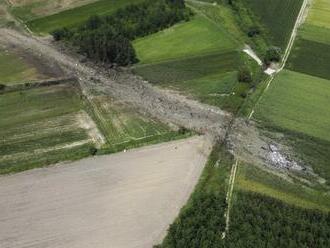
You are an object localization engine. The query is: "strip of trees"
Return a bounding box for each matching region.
[52,0,191,66]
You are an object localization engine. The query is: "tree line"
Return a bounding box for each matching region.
[52,0,191,66]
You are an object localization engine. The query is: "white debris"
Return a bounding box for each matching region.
[264,67,277,75]
[267,144,304,171]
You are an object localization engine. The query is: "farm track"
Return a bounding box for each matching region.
[0,28,232,141]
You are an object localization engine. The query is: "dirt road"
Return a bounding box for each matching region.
[0,136,210,248]
[0,28,232,140]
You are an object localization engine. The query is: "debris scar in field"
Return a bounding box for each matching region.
[76,110,106,148]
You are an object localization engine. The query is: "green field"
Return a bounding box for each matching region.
[25,0,142,34]
[236,164,330,211]
[0,84,93,173]
[0,49,44,85]
[244,0,303,48]
[254,70,330,143]
[133,15,237,64]
[287,38,330,80]
[306,0,330,29]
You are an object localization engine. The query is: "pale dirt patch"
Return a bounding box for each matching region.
[0,136,211,248]
[76,110,106,147]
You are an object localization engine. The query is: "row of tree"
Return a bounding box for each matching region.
[226,191,330,248]
[52,0,191,66]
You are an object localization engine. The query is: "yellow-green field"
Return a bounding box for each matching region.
[133,15,238,64]
[254,70,330,142]
[306,0,330,29]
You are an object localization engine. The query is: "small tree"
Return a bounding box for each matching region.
[238,66,252,83]
[264,46,281,65]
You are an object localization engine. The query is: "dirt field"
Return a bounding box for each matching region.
[0,136,211,248]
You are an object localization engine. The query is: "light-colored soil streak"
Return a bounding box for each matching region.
[0,136,211,248]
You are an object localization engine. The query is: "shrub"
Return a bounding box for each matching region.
[264,46,282,65]
[238,66,252,83]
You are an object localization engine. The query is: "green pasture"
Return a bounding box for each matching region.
[244,0,303,48]
[254,70,330,143]
[306,0,330,29]
[287,38,330,80]
[0,84,92,173]
[0,49,40,85]
[133,15,237,64]
[25,0,142,34]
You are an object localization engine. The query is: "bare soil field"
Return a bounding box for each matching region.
[0,136,211,248]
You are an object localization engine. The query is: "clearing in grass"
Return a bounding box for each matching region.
[133,15,237,64]
[254,69,330,143]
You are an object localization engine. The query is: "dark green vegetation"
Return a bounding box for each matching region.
[53,0,190,65]
[243,0,303,49]
[157,144,232,248]
[227,191,330,248]
[25,0,144,34]
[287,38,330,80]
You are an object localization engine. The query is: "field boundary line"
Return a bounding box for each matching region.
[222,159,238,239]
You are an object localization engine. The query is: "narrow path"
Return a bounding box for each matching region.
[222,159,238,239]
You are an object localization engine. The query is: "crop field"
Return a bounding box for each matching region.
[0,83,183,174]
[0,84,94,174]
[287,38,330,80]
[24,0,142,34]
[133,15,237,64]
[254,70,330,143]
[244,0,303,48]
[0,47,59,85]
